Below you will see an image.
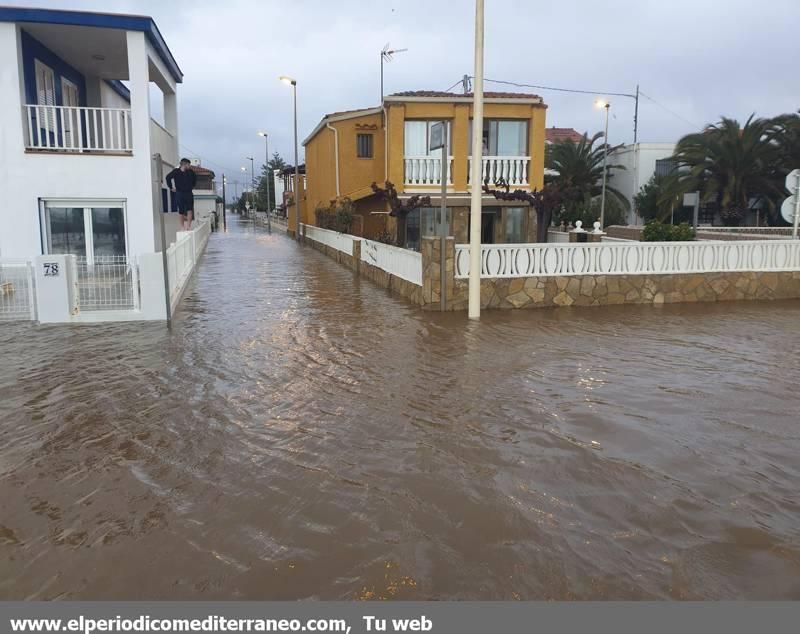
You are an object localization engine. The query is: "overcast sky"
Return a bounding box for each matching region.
[9,0,800,191]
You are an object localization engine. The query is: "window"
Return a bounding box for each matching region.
[41,201,127,263]
[404,121,452,156]
[504,207,527,243]
[655,159,676,177]
[404,207,452,251]
[469,120,528,155]
[357,133,373,158]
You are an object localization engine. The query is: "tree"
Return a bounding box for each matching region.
[668,115,784,226]
[633,174,683,222]
[545,132,630,222]
[257,152,289,211]
[370,181,431,217]
[483,178,578,243]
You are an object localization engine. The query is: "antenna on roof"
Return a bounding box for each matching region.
[380,43,408,103]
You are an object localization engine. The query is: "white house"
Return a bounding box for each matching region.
[0,6,184,262]
[608,143,676,224]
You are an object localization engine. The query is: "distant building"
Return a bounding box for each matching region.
[608,143,676,224]
[545,127,584,145]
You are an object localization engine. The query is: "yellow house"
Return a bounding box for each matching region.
[293,90,547,247]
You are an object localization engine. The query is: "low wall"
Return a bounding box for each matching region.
[301,224,424,306]
[451,271,800,310]
[606,225,793,242]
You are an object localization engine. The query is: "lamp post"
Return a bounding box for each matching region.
[258,131,272,233]
[596,99,611,229]
[280,75,301,241]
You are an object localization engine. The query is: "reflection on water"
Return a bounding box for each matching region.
[1,218,800,600]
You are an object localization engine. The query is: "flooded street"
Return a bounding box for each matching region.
[2,217,800,600]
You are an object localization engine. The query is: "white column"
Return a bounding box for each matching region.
[126,30,157,256]
[164,89,179,163]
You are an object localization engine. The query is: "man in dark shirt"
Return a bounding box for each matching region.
[165,158,198,230]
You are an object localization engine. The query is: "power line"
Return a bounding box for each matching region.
[481,77,637,99]
[638,91,701,130]
[443,78,463,93]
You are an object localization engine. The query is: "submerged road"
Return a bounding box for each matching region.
[1,216,799,599]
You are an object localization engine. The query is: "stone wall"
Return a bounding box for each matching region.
[451,271,800,310]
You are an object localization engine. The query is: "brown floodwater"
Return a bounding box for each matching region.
[1,217,800,600]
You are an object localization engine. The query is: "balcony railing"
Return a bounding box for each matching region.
[469,156,530,186]
[24,104,132,153]
[404,156,454,186]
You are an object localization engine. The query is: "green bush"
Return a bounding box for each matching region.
[642,220,695,242]
[315,197,355,233]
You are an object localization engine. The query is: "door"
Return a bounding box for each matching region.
[61,78,80,147]
[43,207,88,257]
[481,211,495,244]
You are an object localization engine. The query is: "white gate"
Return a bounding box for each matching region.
[0,260,36,321]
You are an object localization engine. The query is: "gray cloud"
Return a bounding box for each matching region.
[8,0,800,191]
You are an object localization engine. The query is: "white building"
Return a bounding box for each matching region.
[0,6,184,261]
[608,143,676,224]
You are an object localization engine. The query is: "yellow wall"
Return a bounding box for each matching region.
[304,111,385,216]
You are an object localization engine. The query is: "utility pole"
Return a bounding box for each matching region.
[633,84,640,144]
[153,153,171,325]
[468,0,485,320]
[259,132,272,234]
[221,174,227,231]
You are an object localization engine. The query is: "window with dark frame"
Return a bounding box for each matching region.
[357,133,373,158]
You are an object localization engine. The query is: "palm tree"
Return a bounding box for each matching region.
[669,115,784,226]
[545,132,629,221]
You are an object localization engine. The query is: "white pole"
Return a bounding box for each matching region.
[599,103,610,229]
[293,82,301,241]
[794,172,800,240]
[468,0,485,320]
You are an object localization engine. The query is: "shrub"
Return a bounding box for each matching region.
[315,197,355,233]
[642,220,695,242]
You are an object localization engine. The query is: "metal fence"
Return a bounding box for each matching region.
[0,260,36,321]
[75,255,138,311]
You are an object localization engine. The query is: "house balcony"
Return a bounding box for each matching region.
[403,155,531,190]
[24,104,132,154]
[468,155,530,187]
[404,155,454,187]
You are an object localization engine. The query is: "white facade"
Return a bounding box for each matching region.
[608,143,675,225]
[0,11,183,261]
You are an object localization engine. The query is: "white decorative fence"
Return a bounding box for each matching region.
[404,156,454,186]
[167,220,211,305]
[0,260,36,321]
[455,240,800,279]
[468,156,530,186]
[361,239,422,285]
[25,105,132,152]
[304,224,356,256]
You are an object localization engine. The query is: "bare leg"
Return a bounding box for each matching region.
[186,210,193,230]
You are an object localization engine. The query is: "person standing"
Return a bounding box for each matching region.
[166,158,197,230]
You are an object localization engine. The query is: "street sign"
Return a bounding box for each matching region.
[781,195,796,224]
[429,122,445,151]
[682,192,699,207]
[785,168,800,193]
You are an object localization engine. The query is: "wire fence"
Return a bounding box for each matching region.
[0,260,36,321]
[75,255,138,312]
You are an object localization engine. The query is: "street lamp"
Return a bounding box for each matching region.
[596,99,611,229]
[257,131,272,233]
[279,75,301,241]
